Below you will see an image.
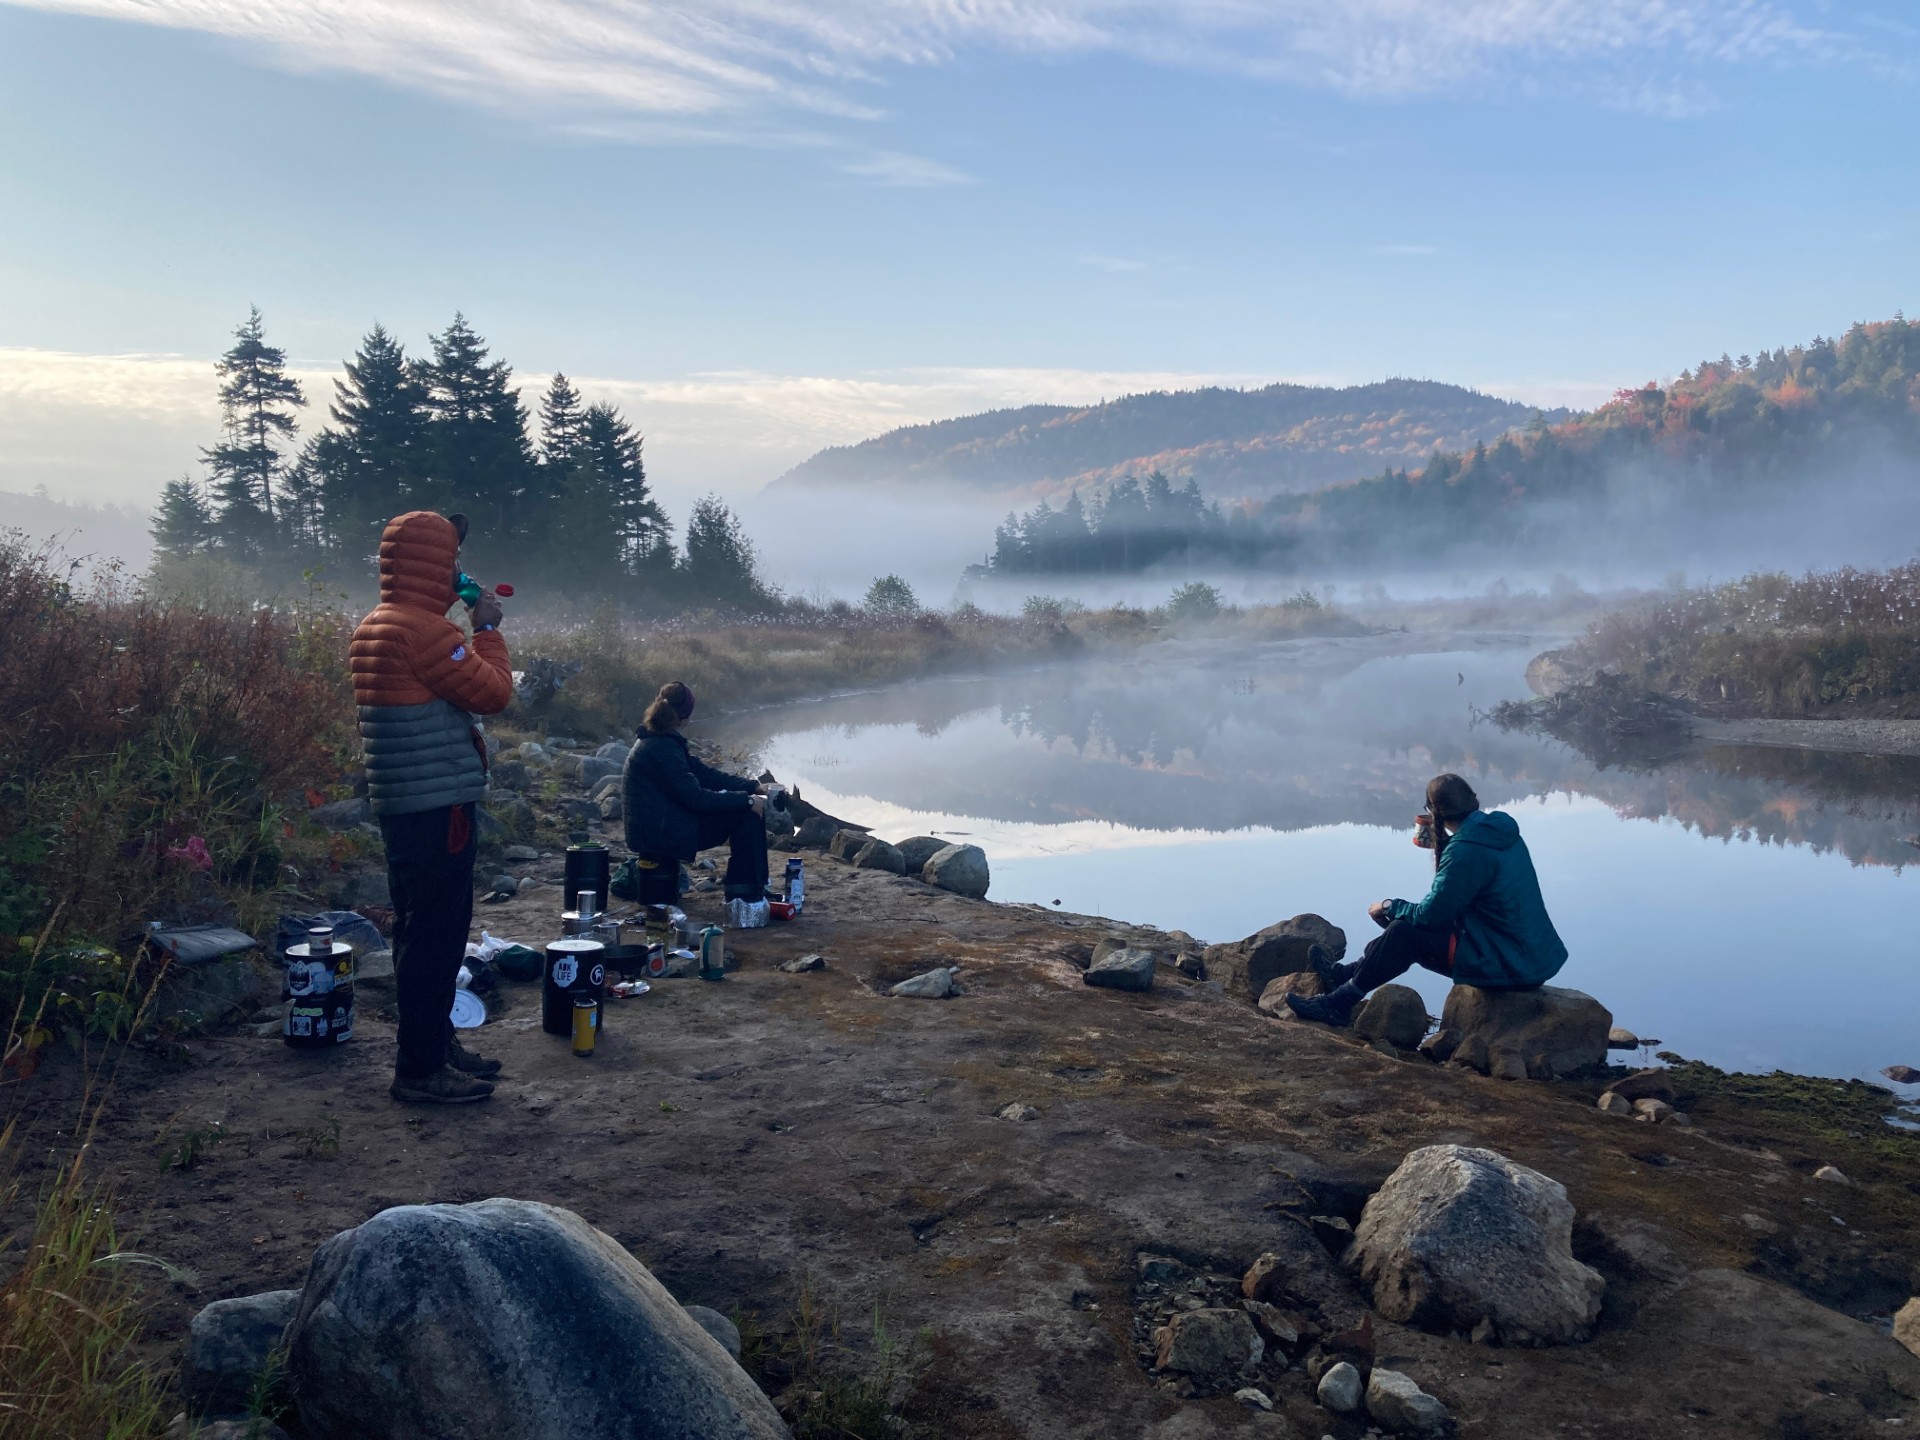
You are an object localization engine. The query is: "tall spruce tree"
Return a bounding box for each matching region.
[150,476,216,557]
[539,373,587,467]
[580,403,668,579]
[681,495,774,610]
[422,314,534,551]
[201,306,306,557]
[308,323,431,559]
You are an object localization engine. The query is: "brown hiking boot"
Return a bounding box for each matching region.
[446,1035,503,1079]
[390,1064,494,1105]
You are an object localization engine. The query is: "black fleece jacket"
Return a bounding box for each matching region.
[622,731,757,861]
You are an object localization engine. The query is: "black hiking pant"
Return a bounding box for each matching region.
[1351,917,1456,993]
[378,802,476,1080]
[695,808,769,899]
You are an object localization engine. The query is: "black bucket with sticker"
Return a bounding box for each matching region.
[542,939,606,1037]
[283,937,355,1048]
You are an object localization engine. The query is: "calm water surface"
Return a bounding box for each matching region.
[713,634,1920,1087]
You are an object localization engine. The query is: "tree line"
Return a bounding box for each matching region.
[970,316,1920,577]
[151,309,775,608]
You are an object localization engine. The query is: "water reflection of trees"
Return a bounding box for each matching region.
[719,646,1920,870]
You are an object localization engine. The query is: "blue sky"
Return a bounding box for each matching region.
[2,0,1917,517]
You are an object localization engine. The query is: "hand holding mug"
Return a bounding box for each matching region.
[472,589,505,630]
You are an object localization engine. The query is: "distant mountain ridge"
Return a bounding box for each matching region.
[771,378,1564,504]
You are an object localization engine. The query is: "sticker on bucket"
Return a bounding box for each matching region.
[552,955,579,988]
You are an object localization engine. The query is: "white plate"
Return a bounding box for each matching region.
[449,990,487,1029]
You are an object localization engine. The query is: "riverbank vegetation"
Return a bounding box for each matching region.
[1550,563,1920,717]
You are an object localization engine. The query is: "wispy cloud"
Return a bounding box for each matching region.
[1,0,1878,139]
[838,150,975,187]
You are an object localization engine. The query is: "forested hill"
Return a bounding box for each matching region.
[772,379,1560,504]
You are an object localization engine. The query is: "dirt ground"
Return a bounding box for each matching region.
[13,854,1920,1438]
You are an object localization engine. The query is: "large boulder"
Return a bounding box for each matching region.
[828,829,869,861]
[1350,1145,1604,1346]
[1256,971,1324,1017]
[283,1199,787,1440]
[183,1289,301,1416]
[922,843,990,899]
[852,839,907,874]
[1084,946,1155,993]
[1204,915,1345,1002]
[1895,1298,1920,1360]
[1353,984,1429,1051]
[1152,1308,1263,1390]
[1423,985,1610,1080]
[792,816,840,850]
[895,836,949,873]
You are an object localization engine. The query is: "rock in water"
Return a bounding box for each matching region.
[1353,984,1429,1050]
[1315,1360,1363,1414]
[1425,985,1610,1080]
[922,843,990,899]
[890,967,957,998]
[1884,1064,1920,1085]
[283,1199,787,1440]
[1153,1308,1263,1388]
[1256,971,1325,1016]
[1365,1369,1450,1436]
[1607,1026,1640,1050]
[183,1289,301,1416]
[1350,1144,1604,1346]
[851,839,907,874]
[895,836,950,872]
[1894,1298,1920,1359]
[1084,946,1155,993]
[1204,915,1346,1002]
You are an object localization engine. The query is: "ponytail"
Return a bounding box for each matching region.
[640,681,696,735]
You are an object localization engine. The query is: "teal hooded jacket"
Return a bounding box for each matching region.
[1385,809,1568,988]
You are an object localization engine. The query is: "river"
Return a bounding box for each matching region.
[713,632,1920,1088]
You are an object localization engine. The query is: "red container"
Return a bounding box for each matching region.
[768,901,797,921]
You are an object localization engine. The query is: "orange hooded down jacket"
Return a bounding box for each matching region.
[349,511,513,816]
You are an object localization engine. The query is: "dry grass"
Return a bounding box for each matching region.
[1568,564,1920,715]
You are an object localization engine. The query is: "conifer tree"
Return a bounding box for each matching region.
[422,314,534,550]
[150,476,216,557]
[580,403,668,578]
[681,495,775,610]
[202,306,306,557]
[308,324,430,558]
[539,373,587,467]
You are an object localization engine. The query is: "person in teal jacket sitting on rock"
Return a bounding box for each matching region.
[1288,773,1568,1027]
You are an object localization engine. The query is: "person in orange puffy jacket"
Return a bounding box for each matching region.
[350,512,513,1104]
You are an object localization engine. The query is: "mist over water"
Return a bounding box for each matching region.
[715,633,1920,1086]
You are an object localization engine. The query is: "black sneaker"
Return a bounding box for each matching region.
[447,1036,503,1078]
[1285,984,1363,1028]
[391,1065,495,1105]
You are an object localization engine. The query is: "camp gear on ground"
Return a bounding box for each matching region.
[563,844,611,912]
[543,939,606,1036]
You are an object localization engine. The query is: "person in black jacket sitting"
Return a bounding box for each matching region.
[623,681,770,901]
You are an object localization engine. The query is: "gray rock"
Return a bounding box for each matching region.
[1350,1144,1604,1346]
[284,1199,786,1440]
[889,966,956,999]
[1240,1252,1287,1305]
[487,874,519,896]
[559,797,598,826]
[1316,1360,1363,1414]
[183,1288,301,1416]
[1366,1368,1450,1436]
[598,794,623,822]
[355,949,396,1001]
[922,843,990,899]
[1153,1307,1263,1387]
[489,759,530,792]
[683,1305,741,1360]
[1235,1387,1274,1412]
[503,844,541,862]
[1607,1026,1641,1050]
[590,774,623,802]
[852,839,907,874]
[1607,1068,1676,1104]
[1884,1065,1920,1085]
[1895,1297,1920,1359]
[1632,1098,1673,1124]
[1242,1300,1298,1350]
[779,955,827,973]
[1353,984,1429,1050]
[1257,970,1324,1016]
[596,741,630,761]
[154,955,267,1029]
[487,796,538,839]
[1814,1164,1850,1185]
[558,754,622,788]
[828,829,870,861]
[793,816,840,850]
[1084,946,1155,993]
[1310,1215,1354,1253]
[344,869,391,908]
[1136,1253,1187,1283]
[1596,1091,1632,1116]
[895,836,950,872]
[1175,952,1206,980]
[997,1103,1040,1122]
[518,741,547,760]
[1203,914,1346,1002]
[310,797,371,829]
[1423,985,1611,1080]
